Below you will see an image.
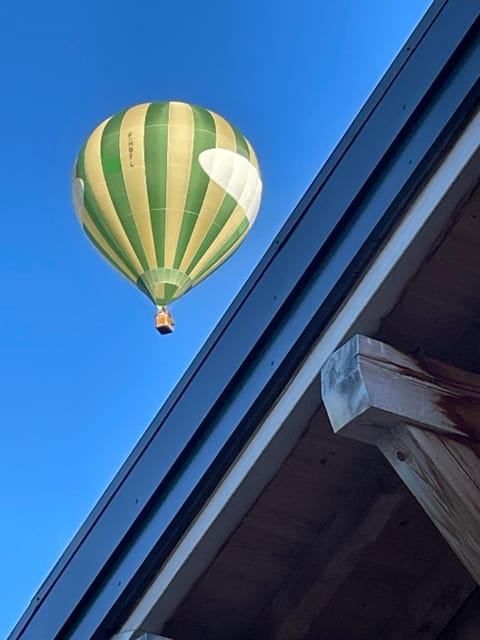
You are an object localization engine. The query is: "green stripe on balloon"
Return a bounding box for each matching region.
[231,123,251,160]
[136,276,152,301]
[83,226,134,283]
[138,267,192,304]
[194,218,249,282]
[144,102,169,269]
[185,121,251,274]
[75,146,139,276]
[172,105,216,269]
[186,193,239,274]
[164,282,178,304]
[101,112,150,272]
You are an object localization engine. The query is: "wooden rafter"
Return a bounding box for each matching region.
[321,335,480,584]
[321,335,480,443]
[378,540,476,639]
[251,486,407,640]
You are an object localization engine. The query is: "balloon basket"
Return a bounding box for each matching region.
[155,307,175,335]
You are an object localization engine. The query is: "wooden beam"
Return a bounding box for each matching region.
[321,335,480,585]
[378,425,480,584]
[251,485,408,640]
[379,547,476,640]
[276,489,407,640]
[321,334,480,443]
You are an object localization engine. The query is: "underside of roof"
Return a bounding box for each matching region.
[161,155,480,640]
[9,1,480,639]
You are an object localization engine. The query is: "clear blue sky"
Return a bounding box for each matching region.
[1,1,431,636]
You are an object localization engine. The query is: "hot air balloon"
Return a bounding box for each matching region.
[72,101,262,334]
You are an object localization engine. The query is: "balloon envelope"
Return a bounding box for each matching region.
[73,101,262,307]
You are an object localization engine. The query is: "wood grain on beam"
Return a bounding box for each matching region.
[379,546,476,640]
[321,335,480,585]
[251,486,407,640]
[321,334,480,443]
[379,424,480,584]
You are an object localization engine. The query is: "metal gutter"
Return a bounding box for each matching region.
[9,1,480,638]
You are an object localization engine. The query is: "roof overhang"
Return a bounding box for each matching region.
[117,99,480,640]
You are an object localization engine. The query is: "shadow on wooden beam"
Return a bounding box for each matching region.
[321,335,480,584]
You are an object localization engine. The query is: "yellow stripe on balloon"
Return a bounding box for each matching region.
[164,102,194,267]
[192,230,247,286]
[179,111,238,271]
[189,204,248,281]
[119,103,157,271]
[177,184,223,272]
[82,211,138,283]
[210,108,238,151]
[84,120,144,275]
[149,282,166,303]
[246,138,259,170]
